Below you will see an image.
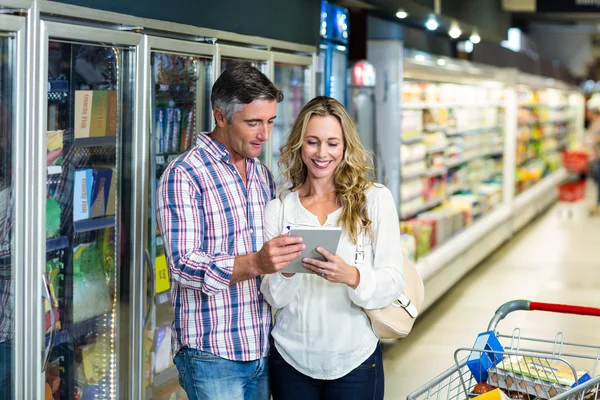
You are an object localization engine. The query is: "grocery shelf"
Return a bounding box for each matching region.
[400,197,444,220]
[402,171,426,181]
[513,169,566,231]
[426,146,446,154]
[74,137,117,148]
[401,156,426,165]
[424,168,447,178]
[401,135,425,145]
[153,366,179,387]
[402,102,504,110]
[156,83,195,93]
[73,216,116,233]
[400,193,422,204]
[417,205,512,311]
[46,236,69,253]
[46,313,111,347]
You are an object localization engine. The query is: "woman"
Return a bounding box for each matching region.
[261,96,405,399]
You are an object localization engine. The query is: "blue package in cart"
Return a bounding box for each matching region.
[467,331,504,383]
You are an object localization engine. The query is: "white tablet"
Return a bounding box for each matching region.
[282,227,343,274]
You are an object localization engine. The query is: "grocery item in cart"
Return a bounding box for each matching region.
[467,331,504,382]
[488,355,591,399]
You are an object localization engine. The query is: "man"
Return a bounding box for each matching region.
[156,62,305,400]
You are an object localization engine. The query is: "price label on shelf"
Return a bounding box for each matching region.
[167,154,178,163]
[155,254,170,293]
[156,155,165,165]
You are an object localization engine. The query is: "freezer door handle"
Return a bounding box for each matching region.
[41,273,57,372]
[143,249,155,329]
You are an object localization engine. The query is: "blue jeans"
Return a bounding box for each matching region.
[173,348,269,400]
[269,344,385,400]
[0,340,12,399]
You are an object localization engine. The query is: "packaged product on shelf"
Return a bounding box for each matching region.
[401,110,423,137]
[47,130,63,167]
[72,241,112,322]
[154,326,174,374]
[179,109,195,153]
[400,233,416,262]
[73,169,93,222]
[155,108,165,153]
[81,338,111,385]
[89,168,114,219]
[74,90,117,139]
[488,355,591,399]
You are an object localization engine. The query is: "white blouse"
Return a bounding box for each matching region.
[261,185,405,380]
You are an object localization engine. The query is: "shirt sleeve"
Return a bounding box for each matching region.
[156,165,234,296]
[260,197,302,309]
[348,187,405,309]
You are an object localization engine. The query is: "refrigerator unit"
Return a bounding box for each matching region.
[271,53,313,183]
[317,0,349,106]
[0,1,316,398]
[143,37,216,399]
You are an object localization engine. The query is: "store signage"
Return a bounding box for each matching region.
[536,0,600,12]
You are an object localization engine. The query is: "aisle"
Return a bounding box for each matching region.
[383,204,600,400]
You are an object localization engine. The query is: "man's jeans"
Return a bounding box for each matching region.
[173,347,269,400]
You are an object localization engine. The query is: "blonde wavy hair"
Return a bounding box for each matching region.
[278,96,375,244]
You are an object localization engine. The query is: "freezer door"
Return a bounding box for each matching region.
[0,14,26,400]
[146,47,215,400]
[272,60,312,184]
[329,47,347,106]
[39,21,142,399]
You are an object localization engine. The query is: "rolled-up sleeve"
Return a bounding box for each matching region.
[156,166,234,296]
[260,199,302,309]
[348,187,405,309]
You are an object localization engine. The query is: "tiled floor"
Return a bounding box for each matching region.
[383,203,600,400]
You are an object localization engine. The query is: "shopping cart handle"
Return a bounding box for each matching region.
[488,300,600,331]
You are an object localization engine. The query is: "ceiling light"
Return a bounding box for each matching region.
[437,59,446,66]
[396,9,408,19]
[449,23,462,39]
[470,30,481,44]
[415,54,426,62]
[425,16,438,31]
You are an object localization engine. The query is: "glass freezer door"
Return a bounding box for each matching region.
[145,46,214,400]
[218,45,270,166]
[272,58,312,183]
[41,23,141,399]
[0,14,25,400]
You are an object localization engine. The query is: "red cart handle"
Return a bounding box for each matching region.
[488,300,600,332]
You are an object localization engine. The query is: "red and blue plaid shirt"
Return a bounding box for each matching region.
[156,132,275,361]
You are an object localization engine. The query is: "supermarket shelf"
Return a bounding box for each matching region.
[513,169,566,232]
[402,102,504,110]
[424,168,447,178]
[402,171,426,181]
[73,216,116,233]
[426,146,446,154]
[446,126,503,136]
[417,205,512,311]
[46,236,69,253]
[156,83,195,93]
[401,156,426,165]
[47,166,62,175]
[400,197,444,220]
[74,137,117,147]
[153,366,179,387]
[448,185,470,195]
[400,193,422,204]
[46,313,110,347]
[401,135,425,145]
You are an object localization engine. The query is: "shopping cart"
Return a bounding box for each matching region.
[407,300,600,400]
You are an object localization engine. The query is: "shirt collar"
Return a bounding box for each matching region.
[197,132,230,162]
[197,132,257,168]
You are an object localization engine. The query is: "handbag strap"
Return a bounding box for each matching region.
[355,230,419,319]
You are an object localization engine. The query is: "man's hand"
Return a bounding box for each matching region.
[255,234,305,275]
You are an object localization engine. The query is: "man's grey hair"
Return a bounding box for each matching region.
[211,62,284,123]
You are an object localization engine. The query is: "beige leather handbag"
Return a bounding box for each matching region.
[357,235,425,340]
